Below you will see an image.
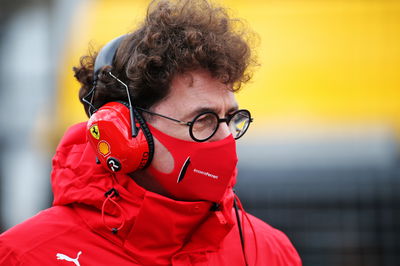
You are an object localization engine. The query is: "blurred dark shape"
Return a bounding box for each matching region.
[236,154,400,266]
[0,0,49,24]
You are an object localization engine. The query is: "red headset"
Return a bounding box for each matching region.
[83,35,154,174]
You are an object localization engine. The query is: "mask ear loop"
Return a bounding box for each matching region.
[108,72,138,137]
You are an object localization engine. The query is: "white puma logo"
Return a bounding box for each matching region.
[56,251,82,266]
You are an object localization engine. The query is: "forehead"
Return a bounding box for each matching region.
[159,69,237,114]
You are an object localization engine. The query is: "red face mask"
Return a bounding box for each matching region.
[147,124,238,203]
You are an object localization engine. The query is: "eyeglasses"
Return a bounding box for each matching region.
[136,107,253,142]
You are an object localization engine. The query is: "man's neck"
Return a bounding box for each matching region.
[129,170,174,199]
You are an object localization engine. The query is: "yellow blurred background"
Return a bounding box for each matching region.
[57,0,400,139]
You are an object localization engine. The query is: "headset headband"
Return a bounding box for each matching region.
[87,34,139,137]
[93,35,127,77]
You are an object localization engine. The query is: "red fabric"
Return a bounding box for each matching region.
[0,122,302,265]
[147,124,238,202]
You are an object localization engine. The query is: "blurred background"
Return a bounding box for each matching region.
[0,0,399,265]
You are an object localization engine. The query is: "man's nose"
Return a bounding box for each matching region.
[210,122,231,141]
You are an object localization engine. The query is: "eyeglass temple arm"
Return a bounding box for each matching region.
[135,107,191,126]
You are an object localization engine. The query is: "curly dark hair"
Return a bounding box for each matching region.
[74,0,257,117]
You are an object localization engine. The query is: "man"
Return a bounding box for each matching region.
[0,0,301,265]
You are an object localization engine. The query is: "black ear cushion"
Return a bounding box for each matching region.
[115,100,130,109]
[133,108,154,169]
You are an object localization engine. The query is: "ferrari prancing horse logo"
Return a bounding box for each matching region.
[90,125,100,140]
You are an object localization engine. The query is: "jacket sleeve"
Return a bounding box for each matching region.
[0,240,21,266]
[269,228,302,266]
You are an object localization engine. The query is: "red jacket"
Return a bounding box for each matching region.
[0,122,301,265]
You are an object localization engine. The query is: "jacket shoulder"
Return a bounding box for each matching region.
[245,213,302,265]
[0,206,82,264]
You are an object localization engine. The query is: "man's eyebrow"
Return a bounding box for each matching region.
[182,104,239,121]
[182,107,215,121]
[228,104,239,113]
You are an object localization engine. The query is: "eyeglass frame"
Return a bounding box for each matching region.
[136,107,253,142]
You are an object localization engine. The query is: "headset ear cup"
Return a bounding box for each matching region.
[114,100,154,168]
[86,102,154,173]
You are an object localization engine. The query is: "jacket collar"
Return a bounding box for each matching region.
[52,122,235,264]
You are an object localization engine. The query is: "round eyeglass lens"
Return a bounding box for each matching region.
[190,112,219,141]
[228,110,251,139]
